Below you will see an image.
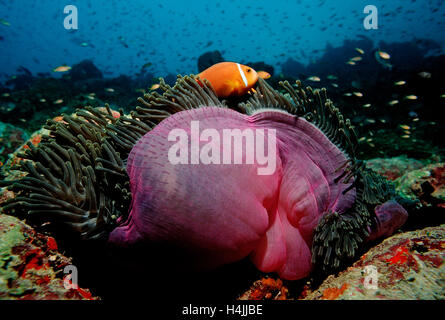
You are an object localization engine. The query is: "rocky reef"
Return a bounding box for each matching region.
[302,225,444,300]
[0,214,97,300]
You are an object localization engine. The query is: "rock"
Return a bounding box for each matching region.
[0,214,98,300]
[281,57,307,78]
[0,122,29,172]
[394,163,445,207]
[303,225,445,300]
[66,60,103,82]
[197,50,224,72]
[365,156,425,181]
[243,61,274,76]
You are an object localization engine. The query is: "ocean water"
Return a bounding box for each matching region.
[0,0,444,77]
[0,0,445,304]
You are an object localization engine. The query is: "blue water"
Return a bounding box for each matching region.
[0,0,444,79]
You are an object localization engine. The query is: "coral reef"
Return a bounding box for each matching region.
[63,60,103,82]
[395,163,445,208]
[365,156,425,180]
[0,213,97,300]
[278,38,445,161]
[0,60,153,133]
[302,225,444,300]
[0,122,29,173]
[0,72,441,299]
[238,277,289,300]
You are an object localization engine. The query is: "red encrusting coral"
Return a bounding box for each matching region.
[238,277,288,300]
[301,225,444,299]
[0,214,98,300]
[320,283,349,300]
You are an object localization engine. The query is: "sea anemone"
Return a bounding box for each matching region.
[0,75,408,279]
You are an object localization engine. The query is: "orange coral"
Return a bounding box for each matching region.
[321,283,349,300]
[243,277,288,300]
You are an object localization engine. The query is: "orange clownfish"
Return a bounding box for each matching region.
[197,62,260,98]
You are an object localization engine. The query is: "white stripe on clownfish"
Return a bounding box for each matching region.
[236,63,248,87]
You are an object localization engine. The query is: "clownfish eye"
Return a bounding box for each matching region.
[247,68,251,73]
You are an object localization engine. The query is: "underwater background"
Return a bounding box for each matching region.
[1,0,445,161]
[0,0,444,301]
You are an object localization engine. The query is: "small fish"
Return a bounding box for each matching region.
[80,42,89,47]
[105,88,115,92]
[374,51,392,70]
[150,83,160,90]
[418,71,431,79]
[353,92,363,97]
[404,95,418,100]
[343,93,352,96]
[306,76,321,82]
[0,18,11,26]
[399,125,410,130]
[1,93,10,97]
[346,61,356,65]
[401,135,410,139]
[358,137,366,142]
[355,48,364,54]
[53,99,63,104]
[197,62,260,98]
[362,103,371,108]
[326,75,338,80]
[412,118,419,122]
[388,100,399,106]
[39,98,46,103]
[394,81,406,86]
[365,118,376,124]
[135,88,146,94]
[440,94,445,98]
[257,71,271,79]
[142,62,153,69]
[350,56,362,62]
[380,119,386,123]
[53,65,71,72]
[377,51,390,60]
[331,83,339,88]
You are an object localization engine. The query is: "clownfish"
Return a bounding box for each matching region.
[197,62,260,98]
